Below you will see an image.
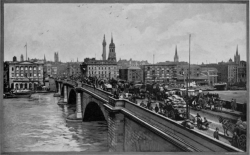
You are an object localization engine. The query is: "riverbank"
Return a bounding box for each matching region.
[205,90,247,104]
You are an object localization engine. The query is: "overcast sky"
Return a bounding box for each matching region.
[4,3,247,64]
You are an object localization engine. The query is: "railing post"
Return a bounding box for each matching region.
[76,93,82,119]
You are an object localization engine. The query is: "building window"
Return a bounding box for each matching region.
[38,74,41,77]
[34,74,37,77]
[21,73,23,77]
[30,67,32,70]
[30,73,32,77]
[12,67,14,71]
[25,67,28,70]
[16,67,19,70]
[34,67,36,70]
[21,67,23,70]
[16,73,19,77]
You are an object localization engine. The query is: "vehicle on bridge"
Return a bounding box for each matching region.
[162,95,187,120]
[219,116,247,151]
[103,84,113,92]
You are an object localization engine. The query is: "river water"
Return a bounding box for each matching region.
[3,93,108,152]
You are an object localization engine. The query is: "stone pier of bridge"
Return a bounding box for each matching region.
[54,80,243,152]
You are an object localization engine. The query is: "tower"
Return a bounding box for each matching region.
[54,52,59,63]
[54,52,56,62]
[57,52,59,62]
[102,35,106,60]
[20,54,24,61]
[108,33,117,62]
[234,45,240,65]
[174,45,179,62]
[44,54,46,62]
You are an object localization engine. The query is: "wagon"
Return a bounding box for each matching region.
[233,122,247,150]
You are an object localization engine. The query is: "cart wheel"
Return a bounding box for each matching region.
[238,134,246,149]
[170,110,175,120]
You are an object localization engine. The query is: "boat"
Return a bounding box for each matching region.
[4,89,33,98]
[213,83,227,90]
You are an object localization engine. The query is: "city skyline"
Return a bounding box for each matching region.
[4,3,247,63]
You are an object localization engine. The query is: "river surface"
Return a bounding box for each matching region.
[3,93,108,152]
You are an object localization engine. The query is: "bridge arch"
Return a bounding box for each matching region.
[83,101,106,122]
[67,89,77,113]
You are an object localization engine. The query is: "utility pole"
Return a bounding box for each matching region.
[186,34,191,119]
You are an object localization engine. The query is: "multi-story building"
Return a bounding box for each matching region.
[142,64,177,84]
[67,62,81,76]
[238,60,247,82]
[228,59,238,84]
[175,64,208,86]
[119,66,143,82]
[82,58,118,80]
[200,67,218,85]
[7,57,44,90]
[117,58,150,70]
[4,61,10,92]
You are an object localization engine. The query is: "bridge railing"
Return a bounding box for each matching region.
[81,83,113,101]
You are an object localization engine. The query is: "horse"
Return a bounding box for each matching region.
[219,116,235,136]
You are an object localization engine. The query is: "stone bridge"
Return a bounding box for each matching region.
[54,80,242,152]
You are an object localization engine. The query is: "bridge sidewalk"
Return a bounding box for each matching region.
[198,108,244,120]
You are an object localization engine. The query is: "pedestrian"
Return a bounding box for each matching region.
[231,98,235,111]
[233,99,237,111]
[155,104,159,113]
[213,127,220,140]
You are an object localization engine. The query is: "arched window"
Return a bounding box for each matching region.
[16,67,19,70]
[29,67,32,70]
[25,67,28,70]
[34,67,36,70]
[21,67,23,70]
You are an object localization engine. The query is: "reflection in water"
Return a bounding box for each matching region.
[3,93,108,152]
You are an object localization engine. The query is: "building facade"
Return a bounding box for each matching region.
[7,60,44,90]
[200,67,218,85]
[238,60,247,82]
[119,66,143,82]
[117,58,150,70]
[82,58,118,80]
[143,64,177,84]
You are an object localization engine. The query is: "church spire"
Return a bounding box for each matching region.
[236,45,238,55]
[44,54,46,62]
[174,45,179,62]
[111,33,113,43]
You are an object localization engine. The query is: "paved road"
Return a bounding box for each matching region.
[135,98,234,145]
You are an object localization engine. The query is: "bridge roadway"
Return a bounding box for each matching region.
[54,80,243,152]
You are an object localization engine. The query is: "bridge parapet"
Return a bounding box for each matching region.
[105,98,243,152]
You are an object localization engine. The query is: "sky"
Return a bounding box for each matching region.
[4,3,247,64]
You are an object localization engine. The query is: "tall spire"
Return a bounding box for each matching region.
[236,45,238,55]
[174,45,179,62]
[111,33,113,43]
[175,45,177,55]
[44,54,46,62]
